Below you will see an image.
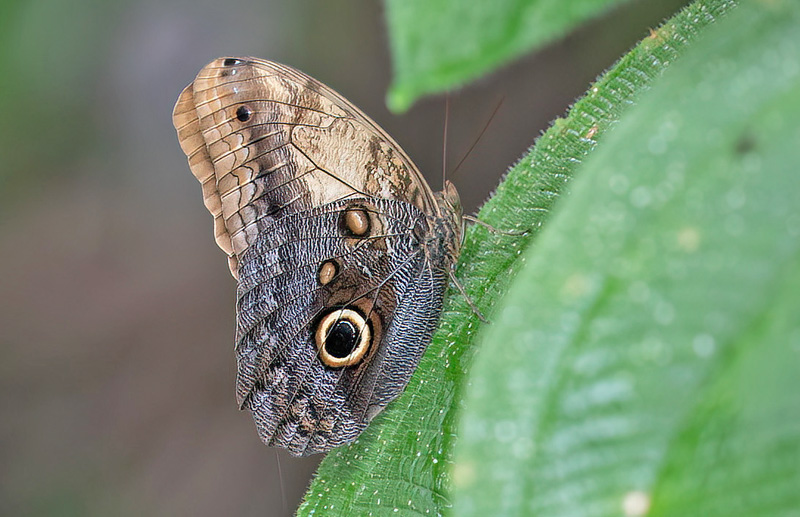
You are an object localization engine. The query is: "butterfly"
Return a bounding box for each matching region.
[172,57,462,456]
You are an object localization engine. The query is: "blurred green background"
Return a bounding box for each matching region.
[0,0,689,514]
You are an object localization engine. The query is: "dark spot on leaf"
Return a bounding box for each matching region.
[735,133,756,154]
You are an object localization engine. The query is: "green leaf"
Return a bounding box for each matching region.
[298,1,737,515]
[452,1,800,516]
[385,0,631,112]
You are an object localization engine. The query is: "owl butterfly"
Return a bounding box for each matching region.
[173,57,462,456]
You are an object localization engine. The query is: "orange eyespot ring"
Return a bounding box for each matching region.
[317,260,339,286]
[340,206,371,237]
[315,308,372,368]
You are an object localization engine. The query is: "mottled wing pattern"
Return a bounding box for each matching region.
[235,198,451,454]
[172,57,439,276]
[172,57,461,455]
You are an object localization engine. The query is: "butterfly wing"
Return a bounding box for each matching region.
[172,57,460,455]
[173,57,441,276]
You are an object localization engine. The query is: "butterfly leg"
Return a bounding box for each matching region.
[448,268,488,323]
[462,214,529,236]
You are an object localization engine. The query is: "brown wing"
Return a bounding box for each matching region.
[172,57,439,277]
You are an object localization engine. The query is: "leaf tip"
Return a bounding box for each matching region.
[386,84,413,113]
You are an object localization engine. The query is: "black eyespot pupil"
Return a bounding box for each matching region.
[223,58,239,66]
[236,106,251,122]
[325,320,358,358]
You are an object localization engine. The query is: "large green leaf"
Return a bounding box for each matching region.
[452,1,800,515]
[298,1,737,514]
[385,0,631,112]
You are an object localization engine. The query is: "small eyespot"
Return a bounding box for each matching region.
[340,205,370,237]
[236,105,251,122]
[317,260,339,286]
[315,308,372,368]
[223,58,242,67]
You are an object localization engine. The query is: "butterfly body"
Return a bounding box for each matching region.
[173,57,460,455]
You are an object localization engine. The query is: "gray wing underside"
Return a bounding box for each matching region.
[235,198,448,455]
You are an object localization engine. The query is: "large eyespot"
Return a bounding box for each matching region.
[315,308,372,368]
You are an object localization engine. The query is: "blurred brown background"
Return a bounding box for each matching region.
[0,0,688,515]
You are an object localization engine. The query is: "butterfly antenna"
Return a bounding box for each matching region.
[449,95,505,181]
[442,93,450,190]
